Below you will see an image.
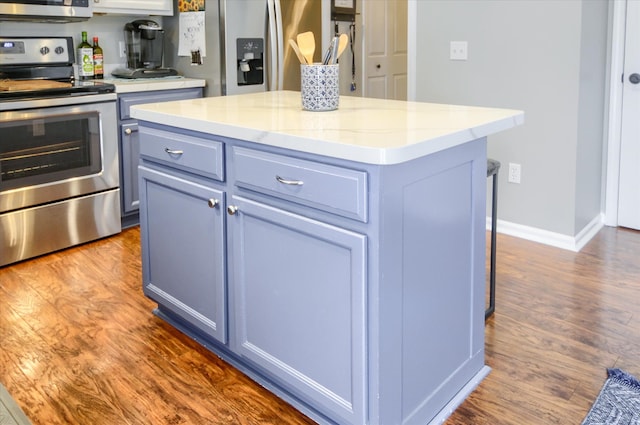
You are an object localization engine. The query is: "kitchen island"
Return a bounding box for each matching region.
[130,91,523,425]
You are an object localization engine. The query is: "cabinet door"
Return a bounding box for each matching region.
[227,196,367,425]
[139,166,226,343]
[120,122,139,215]
[118,88,203,219]
[93,0,172,15]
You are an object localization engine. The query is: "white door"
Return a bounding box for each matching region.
[363,0,407,100]
[618,0,640,229]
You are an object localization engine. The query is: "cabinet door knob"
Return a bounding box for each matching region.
[207,198,219,208]
[124,128,132,135]
[227,205,239,215]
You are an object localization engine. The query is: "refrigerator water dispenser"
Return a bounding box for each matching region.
[236,38,264,86]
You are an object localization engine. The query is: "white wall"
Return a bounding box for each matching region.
[412,0,609,242]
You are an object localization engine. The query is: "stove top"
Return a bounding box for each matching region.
[0,36,114,101]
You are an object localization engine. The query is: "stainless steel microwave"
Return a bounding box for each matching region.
[0,0,92,22]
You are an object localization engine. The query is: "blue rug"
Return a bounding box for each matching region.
[582,368,640,424]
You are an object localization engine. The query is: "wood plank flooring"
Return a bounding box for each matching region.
[1,225,639,424]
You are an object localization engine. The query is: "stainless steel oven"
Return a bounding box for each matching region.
[0,36,120,267]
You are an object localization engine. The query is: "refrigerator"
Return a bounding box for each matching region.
[164,0,329,97]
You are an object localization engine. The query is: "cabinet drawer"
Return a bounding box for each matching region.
[140,127,224,181]
[232,147,367,222]
[118,88,202,120]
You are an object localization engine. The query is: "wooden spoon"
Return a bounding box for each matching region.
[336,33,349,61]
[296,31,315,65]
[288,39,307,64]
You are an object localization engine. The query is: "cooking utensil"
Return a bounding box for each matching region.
[296,31,315,65]
[322,37,336,65]
[336,33,349,61]
[331,35,342,64]
[321,33,349,65]
[289,39,307,64]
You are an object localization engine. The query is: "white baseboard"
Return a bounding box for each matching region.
[486,213,604,252]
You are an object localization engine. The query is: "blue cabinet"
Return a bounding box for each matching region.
[232,146,368,222]
[224,145,368,423]
[138,126,368,423]
[138,126,226,344]
[117,87,203,227]
[227,195,367,424]
[137,122,488,425]
[120,121,140,214]
[139,166,227,343]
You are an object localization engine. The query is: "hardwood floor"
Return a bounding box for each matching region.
[1,225,639,424]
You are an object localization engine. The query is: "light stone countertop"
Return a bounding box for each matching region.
[103,76,206,94]
[130,90,524,165]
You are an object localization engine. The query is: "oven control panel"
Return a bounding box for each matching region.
[0,37,73,66]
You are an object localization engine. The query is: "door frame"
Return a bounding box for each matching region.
[604,0,627,226]
[407,0,417,101]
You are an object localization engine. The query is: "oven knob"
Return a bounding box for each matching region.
[55,46,64,55]
[40,46,50,55]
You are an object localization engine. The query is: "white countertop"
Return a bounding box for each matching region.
[130,91,524,165]
[104,76,206,93]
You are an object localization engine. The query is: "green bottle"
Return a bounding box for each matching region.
[92,37,104,79]
[77,31,94,80]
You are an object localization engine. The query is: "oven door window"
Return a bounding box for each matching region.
[0,111,102,192]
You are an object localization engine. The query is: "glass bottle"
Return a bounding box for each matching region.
[92,37,104,79]
[77,31,94,81]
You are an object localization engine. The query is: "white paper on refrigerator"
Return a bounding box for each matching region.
[178,11,206,58]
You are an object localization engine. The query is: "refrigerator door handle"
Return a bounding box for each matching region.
[274,0,284,90]
[266,0,280,91]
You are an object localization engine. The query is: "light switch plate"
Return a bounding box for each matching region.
[450,41,468,61]
[508,163,521,184]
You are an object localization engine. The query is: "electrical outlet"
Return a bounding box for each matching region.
[508,163,521,184]
[450,41,468,61]
[119,41,126,58]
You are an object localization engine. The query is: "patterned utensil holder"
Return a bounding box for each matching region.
[300,64,339,111]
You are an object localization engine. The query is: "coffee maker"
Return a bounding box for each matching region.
[112,20,177,79]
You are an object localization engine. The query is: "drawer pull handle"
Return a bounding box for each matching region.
[275,175,304,186]
[165,148,184,156]
[207,198,219,208]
